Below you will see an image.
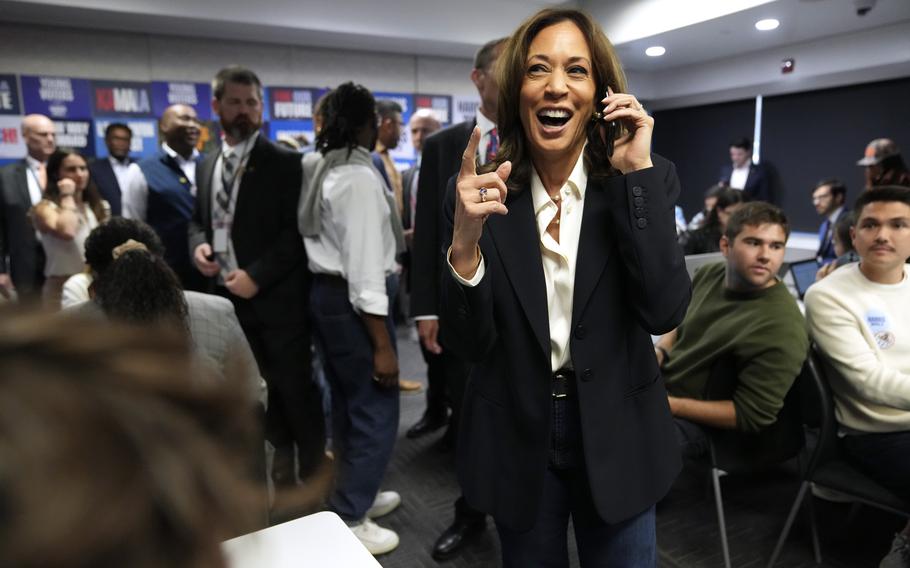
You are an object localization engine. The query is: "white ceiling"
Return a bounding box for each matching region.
[1,0,908,76]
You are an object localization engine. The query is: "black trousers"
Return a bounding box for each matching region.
[220,288,326,479]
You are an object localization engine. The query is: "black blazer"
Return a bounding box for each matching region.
[188,135,307,325]
[440,155,691,531]
[718,162,771,203]
[89,156,134,216]
[0,160,44,293]
[410,120,475,318]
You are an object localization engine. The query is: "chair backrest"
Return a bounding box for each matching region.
[705,355,808,471]
[797,346,840,476]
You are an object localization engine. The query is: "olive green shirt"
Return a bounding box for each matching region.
[663,262,808,432]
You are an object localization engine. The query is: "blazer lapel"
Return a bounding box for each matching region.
[572,181,612,325]
[197,152,218,229]
[486,187,550,360]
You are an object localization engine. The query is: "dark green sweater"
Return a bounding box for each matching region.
[663,262,808,432]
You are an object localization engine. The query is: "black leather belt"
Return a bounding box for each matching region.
[552,368,575,399]
[313,273,348,288]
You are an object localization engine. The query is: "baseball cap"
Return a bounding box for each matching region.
[857,138,900,166]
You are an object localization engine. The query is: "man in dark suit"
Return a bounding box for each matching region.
[0,114,56,300]
[718,137,771,203]
[810,178,848,264]
[188,66,324,489]
[88,122,134,216]
[128,104,205,291]
[409,37,504,560]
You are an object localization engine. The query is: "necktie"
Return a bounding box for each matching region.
[485,128,498,165]
[218,150,238,213]
[37,162,47,191]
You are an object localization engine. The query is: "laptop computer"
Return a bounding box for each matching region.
[789,258,820,300]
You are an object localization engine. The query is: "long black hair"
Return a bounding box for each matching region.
[46,149,109,222]
[315,82,376,156]
[83,218,188,331]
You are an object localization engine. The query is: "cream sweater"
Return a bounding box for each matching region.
[805,263,910,433]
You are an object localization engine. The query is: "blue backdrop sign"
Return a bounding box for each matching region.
[53,120,95,156]
[414,94,452,126]
[268,87,318,120]
[92,81,153,118]
[0,75,21,115]
[151,81,212,121]
[21,76,92,119]
[374,91,415,165]
[94,118,158,159]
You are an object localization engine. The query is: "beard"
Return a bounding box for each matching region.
[222,114,261,141]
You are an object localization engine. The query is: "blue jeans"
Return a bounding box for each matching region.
[496,466,657,568]
[309,274,400,522]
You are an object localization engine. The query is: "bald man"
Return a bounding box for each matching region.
[0,114,56,299]
[123,104,205,290]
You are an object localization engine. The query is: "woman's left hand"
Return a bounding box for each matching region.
[601,88,653,174]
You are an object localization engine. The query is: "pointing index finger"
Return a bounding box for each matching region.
[459,126,481,179]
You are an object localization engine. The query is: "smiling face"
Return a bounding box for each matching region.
[852,201,910,281]
[720,222,787,291]
[519,20,595,166]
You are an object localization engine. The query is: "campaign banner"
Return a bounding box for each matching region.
[53,120,94,157]
[94,118,158,159]
[0,115,26,158]
[414,94,452,126]
[268,120,314,148]
[92,81,153,118]
[0,75,21,116]
[268,87,319,121]
[452,95,480,125]
[374,91,415,167]
[151,81,212,121]
[21,76,93,119]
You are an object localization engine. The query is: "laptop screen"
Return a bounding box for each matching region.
[790,259,820,299]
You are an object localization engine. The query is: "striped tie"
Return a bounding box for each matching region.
[218,150,238,213]
[485,127,498,165]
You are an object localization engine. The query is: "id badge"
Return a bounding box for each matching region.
[213,228,229,253]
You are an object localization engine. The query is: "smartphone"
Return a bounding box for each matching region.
[603,88,616,158]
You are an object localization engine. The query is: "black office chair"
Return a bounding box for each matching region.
[766,346,910,567]
[702,356,808,568]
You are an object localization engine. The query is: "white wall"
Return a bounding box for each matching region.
[0,22,478,96]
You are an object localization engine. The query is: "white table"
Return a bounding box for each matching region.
[223,511,382,567]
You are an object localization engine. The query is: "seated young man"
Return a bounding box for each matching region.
[805,186,910,567]
[655,202,809,457]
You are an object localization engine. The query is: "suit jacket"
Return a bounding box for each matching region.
[188,135,308,326]
[440,154,691,531]
[719,162,771,203]
[401,164,418,231]
[816,207,849,263]
[89,157,134,216]
[0,160,45,293]
[138,150,200,282]
[410,120,475,318]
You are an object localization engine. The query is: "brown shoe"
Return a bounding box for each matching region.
[398,378,423,392]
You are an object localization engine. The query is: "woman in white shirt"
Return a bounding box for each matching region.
[30,149,109,308]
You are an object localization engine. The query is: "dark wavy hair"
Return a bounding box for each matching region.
[46,149,108,222]
[492,8,628,189]
[315,82,376,156]
[703,187,746,232]
[83,218,188,331]
[724,201,790,242]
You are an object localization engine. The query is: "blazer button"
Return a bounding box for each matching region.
[581,369,593,382]
[636,218,648,229]
[632,186,643,197]
[634,207,645,217]
[574,325,586,339]
[633,196,644,207]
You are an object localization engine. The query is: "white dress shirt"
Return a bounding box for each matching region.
[729,163,750,190]
[449,151,588,372]
[475,110,497,164]
[122,143,199,221]
[108,156,134,194]
[304,146,398,317]
[24,156,45,206]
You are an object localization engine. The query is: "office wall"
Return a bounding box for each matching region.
[0,22,476,95]
[652,77,910,232]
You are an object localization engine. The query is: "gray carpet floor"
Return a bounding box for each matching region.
[348,326,906,567]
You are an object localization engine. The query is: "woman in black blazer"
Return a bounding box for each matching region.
[442,8,691,567]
